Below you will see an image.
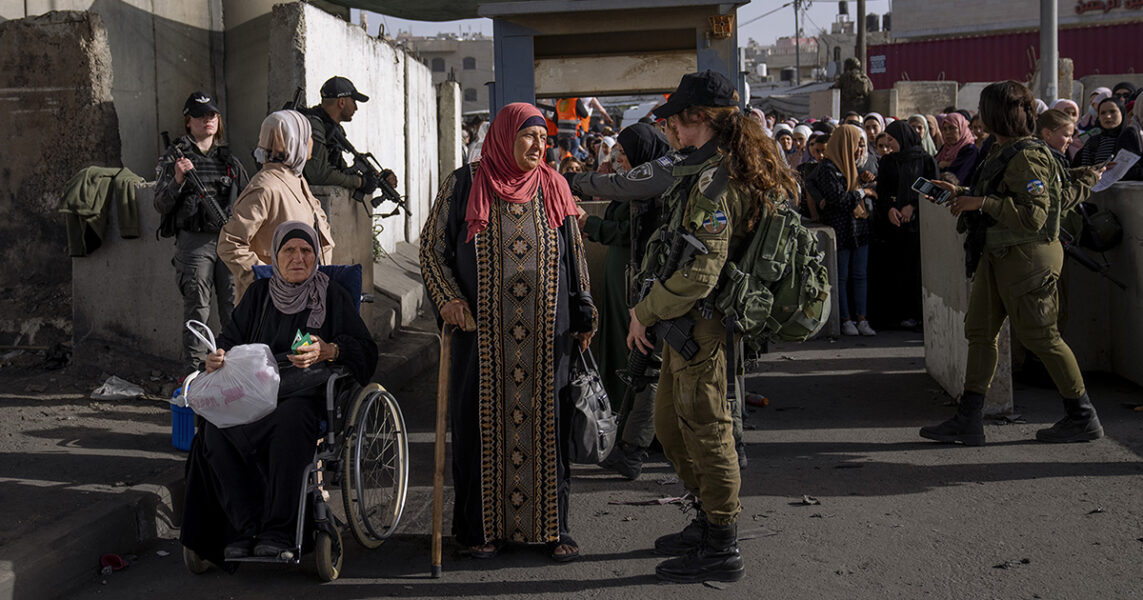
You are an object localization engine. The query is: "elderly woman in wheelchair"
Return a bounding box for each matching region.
[181,220,379,575]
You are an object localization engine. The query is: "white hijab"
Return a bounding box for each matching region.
[254,110,312,176]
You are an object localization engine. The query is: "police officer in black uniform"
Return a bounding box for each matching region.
[302,76,397,198]
[155,90,249,371]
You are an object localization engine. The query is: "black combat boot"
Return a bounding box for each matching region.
[1036,394,1104,443]
[655,521,745,583]
[654,506,707,556]
[599,441,648,480]
[919,392,985,446]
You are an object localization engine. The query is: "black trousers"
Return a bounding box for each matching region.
[201,395,322,545]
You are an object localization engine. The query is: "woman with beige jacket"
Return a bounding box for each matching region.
[218,110,334,301]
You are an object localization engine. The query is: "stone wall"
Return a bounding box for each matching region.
[0,11,121,346]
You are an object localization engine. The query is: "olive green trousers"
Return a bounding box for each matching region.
[964,240,1085,399]
[654,312,741,525]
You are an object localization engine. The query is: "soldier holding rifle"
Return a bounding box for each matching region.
[301,76,399,204]
[155,90,248,371]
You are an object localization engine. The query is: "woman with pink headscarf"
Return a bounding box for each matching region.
[420,102,596,562]
[936,112,979,184]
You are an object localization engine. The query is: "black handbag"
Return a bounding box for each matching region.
[567,348,617,464]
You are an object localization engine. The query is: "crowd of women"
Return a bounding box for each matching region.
[744,80,1142,337]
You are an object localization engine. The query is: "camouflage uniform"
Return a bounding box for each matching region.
[633,144,751,526]
[962,137,1095,398]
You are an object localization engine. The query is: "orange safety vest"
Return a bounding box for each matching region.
[555,98,581,137]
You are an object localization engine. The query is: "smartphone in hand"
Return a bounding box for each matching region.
[912,177,952,205]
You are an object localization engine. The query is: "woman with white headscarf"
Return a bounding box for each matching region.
[218,110,334,301]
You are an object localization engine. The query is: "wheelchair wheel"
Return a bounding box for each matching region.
[341,383,409,549]
[314,529,342,582]
[182,545,210,574]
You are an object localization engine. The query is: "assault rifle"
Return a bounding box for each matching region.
[160,131,229,230]
[621,229,708,391]
[1059,228,1127,290]
[282,87,406,217]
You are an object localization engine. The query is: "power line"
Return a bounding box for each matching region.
[738,1,795,28]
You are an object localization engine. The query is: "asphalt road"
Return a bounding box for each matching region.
[66,331,1143,600]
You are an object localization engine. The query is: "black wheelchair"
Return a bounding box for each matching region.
[181,265,409,581]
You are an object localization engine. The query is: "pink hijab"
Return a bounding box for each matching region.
[465,103,578,242]
[936,112,974,164]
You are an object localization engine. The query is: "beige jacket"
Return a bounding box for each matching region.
[217,163,334,300]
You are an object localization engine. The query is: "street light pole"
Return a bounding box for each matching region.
[856,0,866,68]
[794,0,801,86]
[1040,0,1058,102]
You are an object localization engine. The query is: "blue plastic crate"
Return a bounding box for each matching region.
[170,387,195,451]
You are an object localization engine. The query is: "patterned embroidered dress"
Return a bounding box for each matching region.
[420,163,592,545]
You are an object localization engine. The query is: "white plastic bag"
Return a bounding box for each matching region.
[183,320,280,429]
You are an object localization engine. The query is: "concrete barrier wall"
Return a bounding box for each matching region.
[73,184,184,360]
[74,184,378,363]
[17,0,224,179]
[0,11,122,346]
[919,194,1013,414]
[268,2,438,254]
[919,184,1143,411]
[893,81,958,117]
[1060,182,1143,387]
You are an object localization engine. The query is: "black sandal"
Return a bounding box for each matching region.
[548,534,580,563]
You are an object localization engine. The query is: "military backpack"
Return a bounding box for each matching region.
[712,194,831,352]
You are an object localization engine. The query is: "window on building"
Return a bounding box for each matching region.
[834,47,841,62]
[463,57,476,70]
[431,57,445,72]
[464,88,478,102]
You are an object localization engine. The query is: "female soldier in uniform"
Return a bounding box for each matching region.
[155,91,248,371]
[919,80,1106,446]
[626,71,798,583]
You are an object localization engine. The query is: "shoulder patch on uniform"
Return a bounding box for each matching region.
[1026,178,1046,195]
[655,155,673,168]
[702,210,728,234]
[626,163,654,181]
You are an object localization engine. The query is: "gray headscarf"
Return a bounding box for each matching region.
[254,110,312,176]
[270,220,329,329]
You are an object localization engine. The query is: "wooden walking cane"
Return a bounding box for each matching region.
[431,312,473,578]
[431,323,452,578]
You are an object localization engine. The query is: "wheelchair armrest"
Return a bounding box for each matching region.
[324,368,352,445]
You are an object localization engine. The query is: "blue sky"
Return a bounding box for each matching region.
[360,1,893,47]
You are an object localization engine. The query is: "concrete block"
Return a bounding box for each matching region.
[437,80,464,182]
[534,52,697,96]
[957,83,990,113]
[869,88,897,118]
[1060,182,1143,387]
[313,185,376,330]
[809,88,840,120]
[918,190,1012,413]
[810,225,841,339]
[894,81,958,117]
[73,184,187,361]
[0,10,121,345]
[373,242,426,329]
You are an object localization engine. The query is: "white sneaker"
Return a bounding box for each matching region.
[841,320,859,336]
[857,320,877,336]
